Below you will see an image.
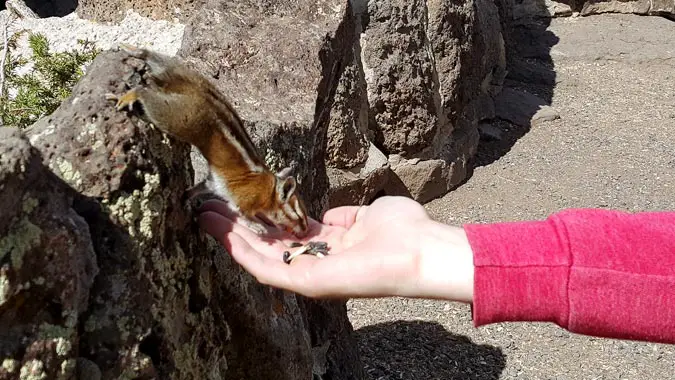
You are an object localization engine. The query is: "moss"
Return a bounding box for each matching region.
[116,316,131,341]
[264,149,283,172]
[0,218,43,269]
[139,173,162,240]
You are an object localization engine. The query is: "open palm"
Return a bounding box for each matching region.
[198,196,436,298]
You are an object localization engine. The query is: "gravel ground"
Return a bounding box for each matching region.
[349,14,675,380]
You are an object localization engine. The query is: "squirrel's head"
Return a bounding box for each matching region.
[262,169,309,238]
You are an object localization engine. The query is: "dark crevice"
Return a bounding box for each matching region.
[23,0,78,17]
[138,328,163,367]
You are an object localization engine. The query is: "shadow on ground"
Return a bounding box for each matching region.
[473,10,560,168]
[354,320,505,380]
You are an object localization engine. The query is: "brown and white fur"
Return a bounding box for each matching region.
[106,45,309,237]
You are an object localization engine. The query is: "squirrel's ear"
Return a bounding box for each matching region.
[276,176,297,203]
[276,166,293,178]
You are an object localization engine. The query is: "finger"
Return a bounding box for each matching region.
[198,212,285,259]
[199,199,303,243]
[321,205,366,228]
[221,230,298,290]
[198,199,238,220]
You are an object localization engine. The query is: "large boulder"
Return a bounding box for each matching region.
[180,0,508,204]
[5,48,352,379]
[0,127,98,380]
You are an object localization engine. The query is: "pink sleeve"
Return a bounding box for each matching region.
[464,209,675,344]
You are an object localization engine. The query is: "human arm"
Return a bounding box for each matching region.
[197,196,475,301]
[467,208,675,344]
[198,196,675,344]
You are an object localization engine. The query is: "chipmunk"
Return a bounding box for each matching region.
[105,45,310,238]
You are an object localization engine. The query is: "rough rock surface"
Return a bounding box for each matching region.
[3,48,347,380]
[76,0,202,23]
[178,0,510,206]
[4,11,184,59]
[17,0,514,204]
[579,0,675,17]
[0,127,99,380]
[180,1,371,377]
[513,0,675,18]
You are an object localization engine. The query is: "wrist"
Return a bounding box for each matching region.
[408,220,475,302]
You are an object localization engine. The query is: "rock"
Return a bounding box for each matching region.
[495,87,560,128]
[16,48,345,380]
[388,147,478,204]
[513,0,574,19]
[512,0,675,18]
[76,0,201,22]
[478,122,505,141]
[360,0,439,157]
[6,0,39,18]
[356,0,507,201]
[71,0,509,204]
[327,143,391,208]
[6,11,184,61]
[580,0,674,16]
[178,0,350,217]
[390,156,449,203]
[0,127,99,380]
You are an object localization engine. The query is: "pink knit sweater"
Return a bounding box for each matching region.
[465,209,675,344]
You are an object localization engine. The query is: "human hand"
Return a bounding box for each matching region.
[198,196,474,302]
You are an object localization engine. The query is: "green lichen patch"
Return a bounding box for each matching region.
[0,218,43,269]
[58,359,76,380]
[102,172,163,242]
[19,359,47,380]
[2,359,19,373]
[54,337,73,357]
[22,196,39,214]
[37,323,73,341]
[0,273,11,306]
[50,158,83,189]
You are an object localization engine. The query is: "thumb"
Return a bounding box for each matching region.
[322,205,367,228]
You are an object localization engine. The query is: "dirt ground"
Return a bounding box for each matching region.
[348,14,675,380]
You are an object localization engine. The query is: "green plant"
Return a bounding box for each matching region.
[1,32,100,128]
